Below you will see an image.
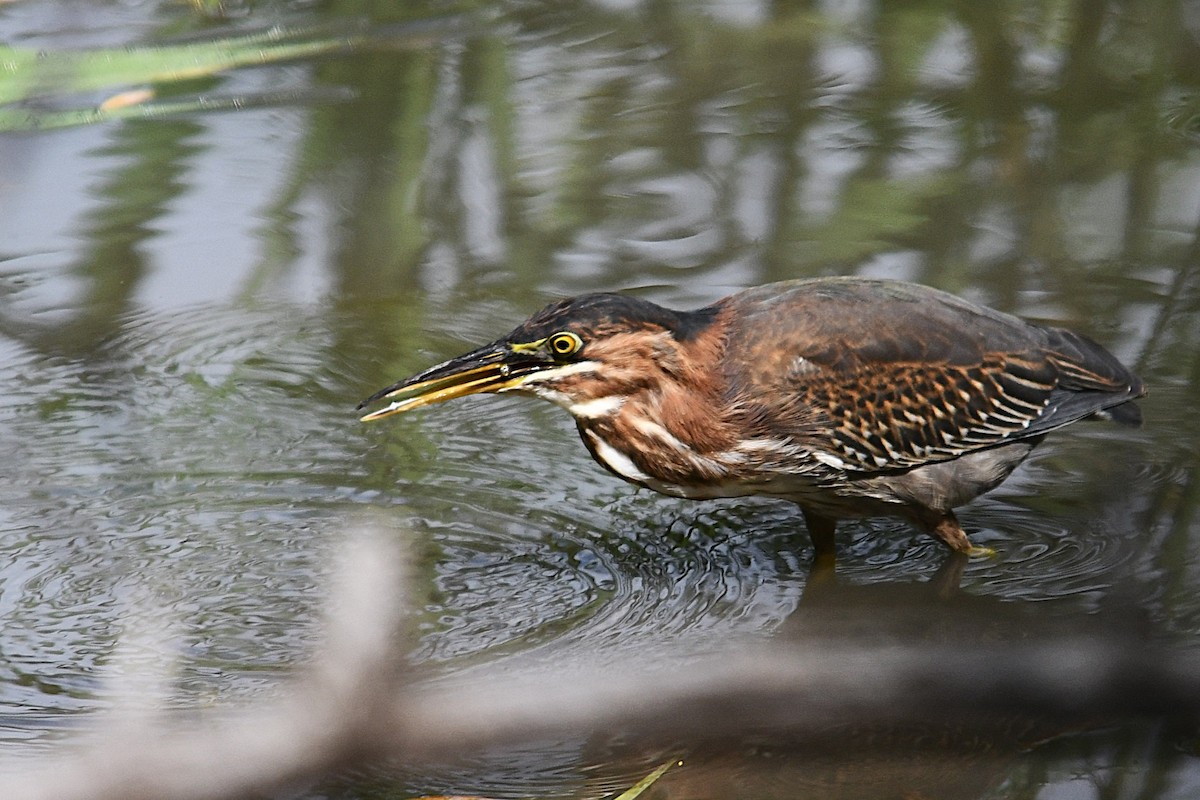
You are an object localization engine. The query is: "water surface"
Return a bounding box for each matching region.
[0,1,1198,798]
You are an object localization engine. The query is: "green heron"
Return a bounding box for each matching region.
[359,278,1144,560]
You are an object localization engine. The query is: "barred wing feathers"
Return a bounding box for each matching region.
[721,279,1144,474]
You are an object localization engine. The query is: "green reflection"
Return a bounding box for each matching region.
[1,1,1200,798]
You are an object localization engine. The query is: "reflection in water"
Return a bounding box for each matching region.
[1,0,1199,797]
[377,545,1184,800]
[660,556,1172,800]
[659,554,1176,800]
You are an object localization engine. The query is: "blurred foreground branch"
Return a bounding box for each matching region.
[2,528,1198,800]
[0,531,407,800]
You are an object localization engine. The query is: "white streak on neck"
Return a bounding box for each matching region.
[515,360,600,384]
[568,395,625,419]
[585,430,652,483]
[630,417,687,451]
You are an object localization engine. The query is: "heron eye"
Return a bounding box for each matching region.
[548,332,583,358]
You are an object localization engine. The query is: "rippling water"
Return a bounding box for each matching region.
[2,2,1199,797]
[0,295,1176,794]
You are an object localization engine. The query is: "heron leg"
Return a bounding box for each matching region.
[920,509,994,558]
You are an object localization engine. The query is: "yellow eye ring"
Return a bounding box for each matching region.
[548,331,583,358]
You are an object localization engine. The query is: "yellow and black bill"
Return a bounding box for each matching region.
[357,341,551,422]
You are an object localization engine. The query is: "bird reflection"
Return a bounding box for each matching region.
[592,555,1159,800]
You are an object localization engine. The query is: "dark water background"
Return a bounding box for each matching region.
[2,1,1199,798]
